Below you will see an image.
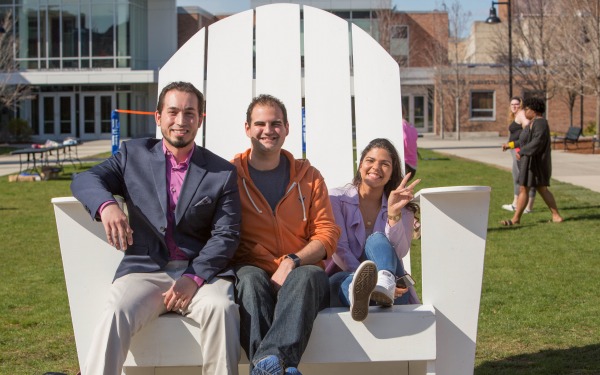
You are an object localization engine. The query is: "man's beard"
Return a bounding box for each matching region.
[164,136,193,149]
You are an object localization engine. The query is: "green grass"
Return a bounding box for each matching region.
[0,146,19,155]
[412,149,600,374]
[0,149,598,374]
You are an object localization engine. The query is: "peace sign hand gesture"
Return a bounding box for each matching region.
[387,173,421,221]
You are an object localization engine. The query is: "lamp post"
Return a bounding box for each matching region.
[486,0,512,98]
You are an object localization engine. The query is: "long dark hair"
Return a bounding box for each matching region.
[353,138,419,214]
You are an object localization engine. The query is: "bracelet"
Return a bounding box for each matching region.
[387,213,402,221]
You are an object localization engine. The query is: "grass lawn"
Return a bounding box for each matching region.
[0,146,19,155]
[0,149,598,374]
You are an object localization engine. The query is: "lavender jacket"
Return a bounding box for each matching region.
[326,185,420,304]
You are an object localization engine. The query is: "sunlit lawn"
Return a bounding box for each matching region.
[0,149,598,374]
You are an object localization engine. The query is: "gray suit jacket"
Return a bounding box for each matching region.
[71,138,241,281]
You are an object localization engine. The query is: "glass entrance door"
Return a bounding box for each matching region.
[402,94,430,133]
[39,94,76,139]
[80,94,115,140]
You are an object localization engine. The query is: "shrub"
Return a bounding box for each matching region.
[584,121,596,136]
[7,118,33,143]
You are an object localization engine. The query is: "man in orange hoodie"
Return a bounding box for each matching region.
[232,94,340,375]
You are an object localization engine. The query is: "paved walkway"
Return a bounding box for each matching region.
[418,134,600,193]
[2,136,600,193]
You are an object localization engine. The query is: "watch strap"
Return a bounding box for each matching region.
[285,253,301,268]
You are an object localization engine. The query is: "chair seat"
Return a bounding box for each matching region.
[124,305,437,367]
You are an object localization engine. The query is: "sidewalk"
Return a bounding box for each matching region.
[0,140,113,178]
[418,134,600,193]
[2,136,600,193]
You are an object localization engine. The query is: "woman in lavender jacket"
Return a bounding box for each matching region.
[327,138,420,322]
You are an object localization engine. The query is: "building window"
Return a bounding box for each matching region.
[470,91,495,119]
[14,0,145,70]
[390,24,408,67]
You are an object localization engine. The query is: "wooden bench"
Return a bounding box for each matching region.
[52,4,491,375]
[553,126,582,150]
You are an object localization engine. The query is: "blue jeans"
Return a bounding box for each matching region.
[235,264,329,369]
[329,232,410,307]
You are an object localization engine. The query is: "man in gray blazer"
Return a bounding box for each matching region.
[71,81,241,375]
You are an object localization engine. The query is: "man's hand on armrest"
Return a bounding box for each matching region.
[99,203,133,251]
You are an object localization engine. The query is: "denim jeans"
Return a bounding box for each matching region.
[235,264,329,369]
[330,232,410,307]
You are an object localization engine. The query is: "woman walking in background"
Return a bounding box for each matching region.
[501,96,535,213]
[501,97,563,226]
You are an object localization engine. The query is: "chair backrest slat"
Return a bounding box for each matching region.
[157,28,206,116]
[255,4,303,156]
[352,24,404,174]
[204,10,255,158]
[303,6,354,186]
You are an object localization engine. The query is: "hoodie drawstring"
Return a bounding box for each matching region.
[245,178,307,221]
[242,178,263,214]
[296,183,307,222]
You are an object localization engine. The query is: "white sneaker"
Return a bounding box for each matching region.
[524,208,533,214]
[371,270,396,307]
[349,261,377,321]
[501,204,515,212]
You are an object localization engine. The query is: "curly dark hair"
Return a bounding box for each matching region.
[523,97,545,115]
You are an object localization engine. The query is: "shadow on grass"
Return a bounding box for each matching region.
[487,223,535,233]
[476,344,600,375]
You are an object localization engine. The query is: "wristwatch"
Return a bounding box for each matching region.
[285,253,301,269]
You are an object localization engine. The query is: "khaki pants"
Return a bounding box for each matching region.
[83,261,240,375]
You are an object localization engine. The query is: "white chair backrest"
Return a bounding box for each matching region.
[157,3,404,188]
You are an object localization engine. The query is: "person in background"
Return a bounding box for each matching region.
[501,97,563,226]
[71,81,242,375]
[502,96,535,213]
[327,138,420,322]
[402,117,421,239]
[232,94,340,375]
[402,118,418,181]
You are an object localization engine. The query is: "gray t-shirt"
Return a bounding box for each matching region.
[248,154,290,212]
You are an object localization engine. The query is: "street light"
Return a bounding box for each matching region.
[485,1,512,98]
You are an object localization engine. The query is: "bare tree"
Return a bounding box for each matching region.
[0,10,33,142]
[444,0,472,140]
[550,1,592,129]
[553,0,600,136]
[419,4,450,137]
[0,10,31,111]
[490,0,561,107]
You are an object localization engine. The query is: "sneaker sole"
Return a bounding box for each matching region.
[350,261,377,322]
[371,289,394,307]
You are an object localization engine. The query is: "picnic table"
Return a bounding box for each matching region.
[10,142,82,175]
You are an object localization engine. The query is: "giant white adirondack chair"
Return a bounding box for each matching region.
[52,4,491,375]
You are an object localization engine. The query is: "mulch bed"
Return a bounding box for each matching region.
[552,139,598,154]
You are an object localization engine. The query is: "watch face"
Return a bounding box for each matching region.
[286,254,301,268]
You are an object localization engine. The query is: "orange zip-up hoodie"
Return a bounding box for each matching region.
[231,148,340,276]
